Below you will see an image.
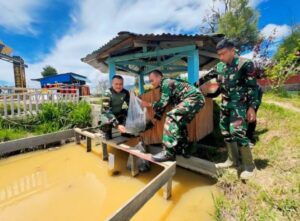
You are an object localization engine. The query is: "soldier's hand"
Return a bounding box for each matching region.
[247,107,256,122]
[117,125,126,134]
[140,101,152,108]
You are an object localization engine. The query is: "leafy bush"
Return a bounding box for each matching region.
[0,101,92,139]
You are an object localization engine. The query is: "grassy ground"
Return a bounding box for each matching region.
[213,93,300,220]
[263,90,300,109]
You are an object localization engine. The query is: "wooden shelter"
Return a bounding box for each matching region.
[81,32,223,144]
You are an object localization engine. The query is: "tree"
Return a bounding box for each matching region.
[200,0,259,52]
[274,25,300,61]
[41,65,57,77]
[265,29,300,90]
[218,0,259,51]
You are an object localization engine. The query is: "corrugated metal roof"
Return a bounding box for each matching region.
[81,31,224,62]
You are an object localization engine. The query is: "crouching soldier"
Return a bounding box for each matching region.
[99,75,129,139]
[197,39,259,180]
[141,70,205,162]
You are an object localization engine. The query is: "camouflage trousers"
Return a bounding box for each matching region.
[220,103,249,147]
[162,96,205,155]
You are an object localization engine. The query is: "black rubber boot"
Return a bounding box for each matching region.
[99,126,112,140]
[152,150,176,162]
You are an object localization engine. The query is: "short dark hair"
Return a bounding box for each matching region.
[149,70,163,77]
[112,75,124,81]
[216,38,235,51]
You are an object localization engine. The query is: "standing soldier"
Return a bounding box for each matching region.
[197,39,259,180]
[99,75,129,139]
[141,70,205,162]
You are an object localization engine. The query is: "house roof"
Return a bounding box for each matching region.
[81,31,224,74]
[31,72,89,85]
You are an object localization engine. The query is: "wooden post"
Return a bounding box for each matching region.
[102,143,108,161]
[108,61,116,86]
[129,155,139,177]
[75,132,81,144]
[163,178,172,200]
[138,73,145,94]
[86,137,92,152]
[187,49,199,84]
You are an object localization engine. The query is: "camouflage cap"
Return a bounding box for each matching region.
[216,38,235,50]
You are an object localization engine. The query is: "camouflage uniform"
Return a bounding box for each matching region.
[153,78,205,155]
[199,56,259,147]
[99,88,129,132]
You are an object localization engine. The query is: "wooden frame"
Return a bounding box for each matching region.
[0,129,75,155]
[73,128,176,221]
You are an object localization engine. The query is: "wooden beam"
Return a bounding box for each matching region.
[141,52,189,75]
[115,64,139,75]
[107,161,176,221]
[0,129,75,155]
[198,50,219,59]
[106,45,196,63]
[176,155,217,178]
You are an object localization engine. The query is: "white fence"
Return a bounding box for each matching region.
[0,87,79,118]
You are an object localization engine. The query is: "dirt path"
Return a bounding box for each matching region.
[265,100,300,113]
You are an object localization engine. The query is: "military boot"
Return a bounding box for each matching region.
[240,146,255,180]
[152,149,176,162]
[99,127,112,140]
[216,142,239,168]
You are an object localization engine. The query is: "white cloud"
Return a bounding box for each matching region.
[21,0,218,88]
[0,0,268,90]
[260,24,292,40]
[249,0,268,7]
[0,0,47,35]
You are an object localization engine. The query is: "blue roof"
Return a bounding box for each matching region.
[31,72,90,86]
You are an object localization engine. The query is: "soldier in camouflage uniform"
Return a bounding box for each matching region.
[141,70,205,162]
[197,39,259,180]
[99,75,129,139]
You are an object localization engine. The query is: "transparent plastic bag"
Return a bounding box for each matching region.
[125,91,147,134]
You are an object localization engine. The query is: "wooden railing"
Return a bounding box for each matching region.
[0,87,79,118]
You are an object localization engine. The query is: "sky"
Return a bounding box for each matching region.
[0,0,299,88]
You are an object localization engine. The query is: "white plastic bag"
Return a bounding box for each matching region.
[125,91,147,134]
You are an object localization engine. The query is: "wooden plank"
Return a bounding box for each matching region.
[140,89,214,144]
[176,155,217,178]
[0,129,75,155]
[107,161,176,221]
[148,145,217,177]
[129,154,139,177]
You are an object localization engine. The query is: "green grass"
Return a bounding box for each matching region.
[0,128,30,142]
[214,94,300,220]
[0,101,92,141]
[263,89,300,108]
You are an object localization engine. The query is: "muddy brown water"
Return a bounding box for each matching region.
[0,142,218,221]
